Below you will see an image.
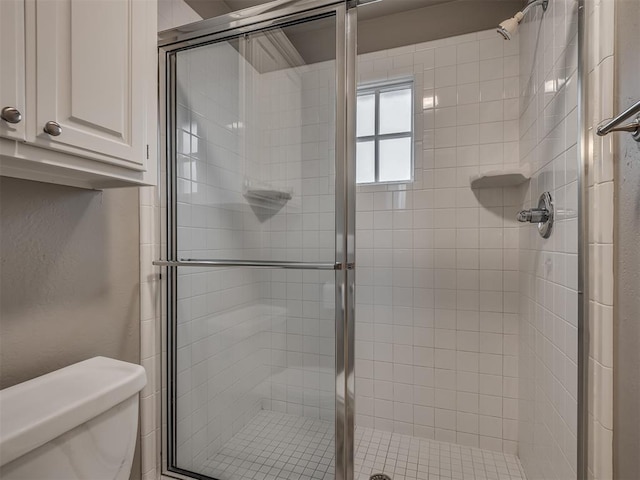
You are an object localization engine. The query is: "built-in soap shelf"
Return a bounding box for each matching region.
[243,179,293,218]
[243,188,292,204]
[469,167,530,189]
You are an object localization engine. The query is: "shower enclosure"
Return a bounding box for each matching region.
[156,1,586,479]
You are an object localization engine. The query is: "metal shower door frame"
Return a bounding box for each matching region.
[157,1,357,479]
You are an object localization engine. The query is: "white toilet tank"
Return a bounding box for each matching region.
[0,356,147,480]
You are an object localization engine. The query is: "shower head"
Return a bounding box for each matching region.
[497,0,548,40]
[497,12,524,40]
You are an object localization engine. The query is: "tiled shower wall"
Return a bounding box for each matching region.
[353,30,522,454]
[586,0,615,478]
[517,0,580,478]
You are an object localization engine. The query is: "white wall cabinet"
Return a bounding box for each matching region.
[0,0,26,142]
[0,0,157,189]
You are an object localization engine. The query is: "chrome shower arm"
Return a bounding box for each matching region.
[522,0,549,15]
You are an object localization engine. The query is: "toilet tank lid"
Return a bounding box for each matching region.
[0,356,147,467]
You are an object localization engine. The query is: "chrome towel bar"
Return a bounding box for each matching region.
[153,259,342,270]
[597,99,640,142]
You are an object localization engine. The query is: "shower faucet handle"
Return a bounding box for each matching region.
[516,208,549,223]
[517,192,554,239]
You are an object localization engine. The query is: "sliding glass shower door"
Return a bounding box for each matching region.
[158,2,356,479]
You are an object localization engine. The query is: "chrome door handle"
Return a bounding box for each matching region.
[1,106,22,124]
[43,121,62,136]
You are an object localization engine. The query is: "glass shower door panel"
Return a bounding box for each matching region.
[171,12,339,480]
[174,267,337,479]
[174,21,337,265]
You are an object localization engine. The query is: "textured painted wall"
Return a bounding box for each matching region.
[613,0,640,477]
[158,0,201,32]
[0,177,141,477]
[0,178,140,386]
[356,0,523,54]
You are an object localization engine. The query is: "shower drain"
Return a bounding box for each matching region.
[370,475,392,480]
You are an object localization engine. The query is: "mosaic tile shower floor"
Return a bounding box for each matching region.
[200,411,526,480]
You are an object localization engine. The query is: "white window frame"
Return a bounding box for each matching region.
[356,79,414,185]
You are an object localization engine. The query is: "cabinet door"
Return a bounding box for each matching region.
[32,0,152,171]
[0,0,26,141]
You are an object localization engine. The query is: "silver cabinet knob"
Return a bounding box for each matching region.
[1,106,22,124]
[43,121,62,136]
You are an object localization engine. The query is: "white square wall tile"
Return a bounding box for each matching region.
[352,27,525,455]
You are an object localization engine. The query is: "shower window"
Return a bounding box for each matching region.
[356,80,414,184]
